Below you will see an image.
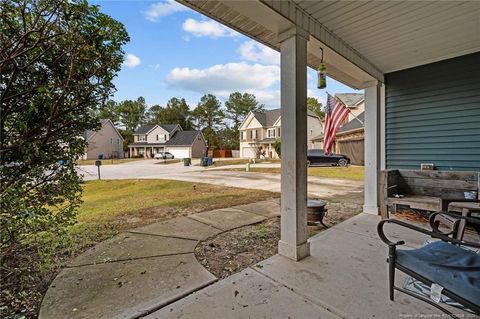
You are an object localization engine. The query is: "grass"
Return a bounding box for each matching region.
[78,179,276,224]
[4,179,277,318]
[221,166,364,181]
[69,179,278,259]
[76,158,144,165]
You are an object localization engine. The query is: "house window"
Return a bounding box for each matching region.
[156,135,159,141]
[138,135,146,142]
[310,129,313,136]
[240,131,246,140]
[110,138,113,144]
[278,128,281,137]
[252,130,257,139]
[117,138,120,145]
[267,128,276,138]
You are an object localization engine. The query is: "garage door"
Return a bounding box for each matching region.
[241,147,256,158]
[166,147,190,159]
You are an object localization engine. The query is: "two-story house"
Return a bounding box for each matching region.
[239,108,321,158]
[128,124,207,159]
[82,119,124,159]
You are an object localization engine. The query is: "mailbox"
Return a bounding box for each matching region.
[95,160,102,166]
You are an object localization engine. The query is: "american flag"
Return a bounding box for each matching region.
[322,94,350,155]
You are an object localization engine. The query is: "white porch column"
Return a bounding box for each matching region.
[278,27,310,261]
[363,83,383,214]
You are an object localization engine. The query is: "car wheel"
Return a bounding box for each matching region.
[338,159,348,167]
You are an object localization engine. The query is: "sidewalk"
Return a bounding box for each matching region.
[145,214,448,319]
[39,199,281,319]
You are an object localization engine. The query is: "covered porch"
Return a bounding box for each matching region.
[147,213,453,318]
[169,0,479,317]
[129,145,165,158]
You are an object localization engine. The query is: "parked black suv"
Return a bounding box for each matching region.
[307,149,350,167]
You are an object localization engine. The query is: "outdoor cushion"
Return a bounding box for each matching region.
[396,241,480,306]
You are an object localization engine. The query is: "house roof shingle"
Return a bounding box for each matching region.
[160,124,180,133]
[134,124,157,135]
[338,111,364,133]
[336,93,364,107]
[252,108,318,127]
[166,130,202,146]
[128,130,202,147]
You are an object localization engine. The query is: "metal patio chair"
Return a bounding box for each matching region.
[377,213,480,318]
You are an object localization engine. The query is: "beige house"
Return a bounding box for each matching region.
[128,124,207,159]
[336,93,365,123]
[82,119,124,159]
[239,109,321,158]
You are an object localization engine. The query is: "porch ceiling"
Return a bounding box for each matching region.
[294,0,480,73]
[178,0,480,88]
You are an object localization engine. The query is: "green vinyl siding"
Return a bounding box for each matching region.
[385,52,480,171]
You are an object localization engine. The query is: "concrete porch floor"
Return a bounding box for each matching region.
[146,213,470,319]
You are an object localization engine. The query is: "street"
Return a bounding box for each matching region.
[78,160,363,198]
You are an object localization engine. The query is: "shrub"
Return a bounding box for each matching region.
[273,139,281,158]
[0,0,129,316]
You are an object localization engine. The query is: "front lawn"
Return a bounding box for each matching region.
[4,180,277,318]
[221,166,364,181]
[78,179,276,224]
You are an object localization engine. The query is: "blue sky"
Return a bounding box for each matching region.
[92,0,360,110]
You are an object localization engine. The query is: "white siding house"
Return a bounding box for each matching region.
[128,124,207,159]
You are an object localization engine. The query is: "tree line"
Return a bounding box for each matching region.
[99,93,324,150]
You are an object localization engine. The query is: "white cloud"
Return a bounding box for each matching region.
[123,54,141,68]
[238,40,280,65]
[144,0,188,22]
[166,62,281,106]
[182,18,239,38]
[167,62,279,92]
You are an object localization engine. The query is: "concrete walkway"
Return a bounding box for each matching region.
[146,214,456,319]
[39,199,281,319]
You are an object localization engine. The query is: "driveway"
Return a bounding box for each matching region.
[78,161,363,199]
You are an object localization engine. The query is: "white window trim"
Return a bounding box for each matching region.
[267,128,276,138]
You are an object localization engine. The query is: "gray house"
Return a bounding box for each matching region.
[82,119,124,159]
[128,124,207,158]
